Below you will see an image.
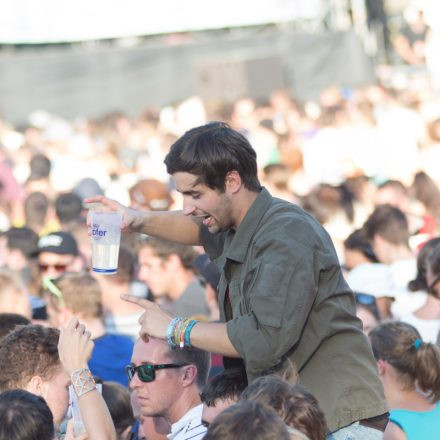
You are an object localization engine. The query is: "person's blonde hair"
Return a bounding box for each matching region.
[53,272,103,319]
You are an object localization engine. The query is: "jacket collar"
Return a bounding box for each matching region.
[225,187,272,263]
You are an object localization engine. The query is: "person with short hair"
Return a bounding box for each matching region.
[0,268,31,318]
[363,204,423,318]
[241,376,328,440]
[0,312,31,340]
[204,400,291,440]
[0,325,70,429]
[127,336,210,440]
[137,236,209,318]
[55,192,83,229]
[36,231,84,279]
[43,271,134,387]
[370,321,440,439]
[0,389,55,440]
[87,122,388,437]
[0,226,39,272]
[200,367,248,428]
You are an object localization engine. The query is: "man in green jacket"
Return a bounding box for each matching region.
[87,122,388,438]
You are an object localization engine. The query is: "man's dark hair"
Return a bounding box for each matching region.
[343,229,378,263]
[241,376,328,440]
[0,313,31,341]
[24,192,49,227]
[0,325,60,390]
[164,122,261,192]
[204,400,290,440]
[55,192,83,224]
[200,367,248,407]
[166,345,210,390]
[362,204,409,246]
[0,389,54,440]
[3,227,39,258]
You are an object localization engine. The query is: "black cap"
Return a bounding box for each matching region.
[35,231,79,256]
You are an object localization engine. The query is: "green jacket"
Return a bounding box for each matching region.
[201,188,387,433]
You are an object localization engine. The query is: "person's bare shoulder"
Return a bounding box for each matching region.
[384,421,407,440]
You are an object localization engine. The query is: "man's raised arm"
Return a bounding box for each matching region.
[85,195,202,246]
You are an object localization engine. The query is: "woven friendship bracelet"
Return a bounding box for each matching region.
[167,317,183,348]
[71,368,96,398]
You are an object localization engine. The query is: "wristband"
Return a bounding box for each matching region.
[184,319,199,348]
[167,317,182,349]
[71,368,96,397]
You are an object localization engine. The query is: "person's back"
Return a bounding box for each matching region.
[0,389,55,440]
[370,321,440,440]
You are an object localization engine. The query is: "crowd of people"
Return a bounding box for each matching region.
[0,75,440,440]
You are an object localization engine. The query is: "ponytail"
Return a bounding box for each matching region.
[369,321,440,402]
[415,341,440,402]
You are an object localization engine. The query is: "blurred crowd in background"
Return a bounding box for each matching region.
[1,0,440,439]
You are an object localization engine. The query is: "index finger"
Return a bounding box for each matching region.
[121,294,155,309]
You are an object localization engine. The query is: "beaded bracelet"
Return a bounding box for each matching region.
[167,317,182,349]
[71,368,96,398]
[184,319,199,348]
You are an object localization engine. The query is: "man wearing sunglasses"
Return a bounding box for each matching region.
[35,231,84,279]
[127,336,210,440]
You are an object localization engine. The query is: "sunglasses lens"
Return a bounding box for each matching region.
[138,365,154,382]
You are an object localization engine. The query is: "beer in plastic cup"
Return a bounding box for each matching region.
[91,211,122,274]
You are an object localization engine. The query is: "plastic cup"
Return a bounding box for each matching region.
[91,211,122,275]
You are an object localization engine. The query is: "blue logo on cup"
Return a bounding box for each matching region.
[92,225,107,237]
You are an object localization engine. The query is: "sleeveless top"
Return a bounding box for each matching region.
[390,402,440,440]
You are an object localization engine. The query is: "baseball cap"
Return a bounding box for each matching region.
[35,231,79,256]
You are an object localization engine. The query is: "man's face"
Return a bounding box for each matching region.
[137,247,173,298]
[129,338,185,423]
[42,365,71,428]
[172,172,235,233]
[201,398,236,428]
[38,252,76,279]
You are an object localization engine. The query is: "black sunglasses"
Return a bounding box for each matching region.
[125,363,189,383]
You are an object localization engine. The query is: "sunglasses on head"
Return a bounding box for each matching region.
[125,363,189,383]
[39,263,69,272]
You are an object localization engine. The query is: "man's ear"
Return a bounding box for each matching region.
[225,171,242,194]
[181,364,198,387]
[26,375,45,398]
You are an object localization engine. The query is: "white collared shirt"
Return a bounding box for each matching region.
[168,404,207,440]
